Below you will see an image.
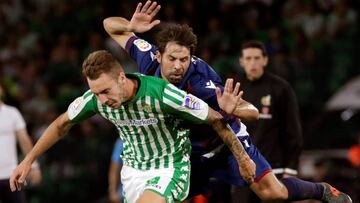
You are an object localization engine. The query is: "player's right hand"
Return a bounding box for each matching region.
[216,79,243,115]
[239,156,256,184]
[128,1,161,33]
[9,160,32,192]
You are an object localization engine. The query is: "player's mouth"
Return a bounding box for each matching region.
[106,102,116,108]
[169,74,183,82]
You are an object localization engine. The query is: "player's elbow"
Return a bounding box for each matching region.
[103,18,112,33]
[249,108,260,121]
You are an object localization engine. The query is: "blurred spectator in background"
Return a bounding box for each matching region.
[0,83,42,203]
[103,2,353,202]
[234,40,303,203]
[0,0,359,201]
[108,139,124,203]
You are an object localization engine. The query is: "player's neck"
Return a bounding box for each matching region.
[126,78,139,101]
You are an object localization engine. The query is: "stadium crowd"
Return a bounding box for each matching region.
[0,0,359,202]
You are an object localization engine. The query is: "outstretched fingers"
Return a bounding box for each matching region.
[140,1,152,13]
[147,1,159,14]
[135,2,143,14]
[225,78,234,93]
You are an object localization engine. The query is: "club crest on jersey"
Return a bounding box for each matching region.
[134,39,152,52]
[184,95,201,110]
[143,103,151,112]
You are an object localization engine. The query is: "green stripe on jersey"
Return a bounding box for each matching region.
[68,74,207,170]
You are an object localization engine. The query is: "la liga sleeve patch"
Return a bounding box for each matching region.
[134,39,152,52]
[184,94,203,110]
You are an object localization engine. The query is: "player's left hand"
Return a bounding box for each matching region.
[216,79,243,115]
[128,1,161,33]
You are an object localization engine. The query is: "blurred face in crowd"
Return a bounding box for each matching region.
[157,42,191,84]
[240,48,268,81]
[87,71,127,109]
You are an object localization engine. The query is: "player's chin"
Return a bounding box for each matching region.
[169,77,182,84]
[107,103,120,109]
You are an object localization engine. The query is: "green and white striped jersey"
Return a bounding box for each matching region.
[67,73,209,170]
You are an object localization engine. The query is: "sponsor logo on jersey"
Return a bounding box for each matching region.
[134,39,152,52]
[146,176,162,190]
[184,95,201,110]
[205,80,216,89]
[261,94,271,106]
[111,118,158,126]
[260,94,272,119]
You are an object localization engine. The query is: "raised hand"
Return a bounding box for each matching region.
[215,79,243,115]
[128,1,161,33]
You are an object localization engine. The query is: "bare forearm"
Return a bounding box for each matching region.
[24,113,72,163]
[103,17,133,35]
[16,129,34,155]
[211,119,249,163]
[232,102,259,121]
[108,163,121,194]
[208,110,249,164]
[233,107,259,121]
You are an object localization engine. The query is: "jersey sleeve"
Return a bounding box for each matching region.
[12,107,26,130]
[125,35,159,74]
[67,90,99,124]
[162,83,209,124]
[188,59,224,107]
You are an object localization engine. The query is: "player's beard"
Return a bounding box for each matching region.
[168,72,184,84]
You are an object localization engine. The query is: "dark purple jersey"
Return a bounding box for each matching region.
[125,36,271,190]
[125,36,246,154]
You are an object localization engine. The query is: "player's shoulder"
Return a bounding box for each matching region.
[1,104,20,114]
[267,72,290,86]
[0,103,20,116]
[134,72,167,86]
[189,56,222,82]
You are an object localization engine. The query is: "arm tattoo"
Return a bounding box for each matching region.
[210,117,249,164]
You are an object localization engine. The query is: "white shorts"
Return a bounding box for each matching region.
[121,162,190,203]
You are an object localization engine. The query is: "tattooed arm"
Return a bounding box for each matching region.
[207,108,256,184]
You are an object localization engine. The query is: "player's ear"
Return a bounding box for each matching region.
[118,72,126,84]
[155,50,161,63]
[239,56,244,67]
[263,56,269,66]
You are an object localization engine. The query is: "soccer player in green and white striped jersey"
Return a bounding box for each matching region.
[10,50,255,203]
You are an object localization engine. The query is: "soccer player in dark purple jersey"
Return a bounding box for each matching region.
[103,1,352,202]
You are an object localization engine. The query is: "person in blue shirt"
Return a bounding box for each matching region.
[108,139,124,203]
[102,1,352,202]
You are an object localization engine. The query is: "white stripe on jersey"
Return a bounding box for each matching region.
[155,99,175,169]
[164,87,185,102]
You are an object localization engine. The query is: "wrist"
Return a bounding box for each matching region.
[239,155,251,163]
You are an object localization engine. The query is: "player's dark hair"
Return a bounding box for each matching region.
[155,23,197,55]
[240,40,267,57]
[82,50,123,80]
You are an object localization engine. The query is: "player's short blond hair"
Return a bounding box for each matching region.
[82,50,124,80]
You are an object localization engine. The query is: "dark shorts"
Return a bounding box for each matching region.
[188,136,272,197]
[0,179,26,203]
